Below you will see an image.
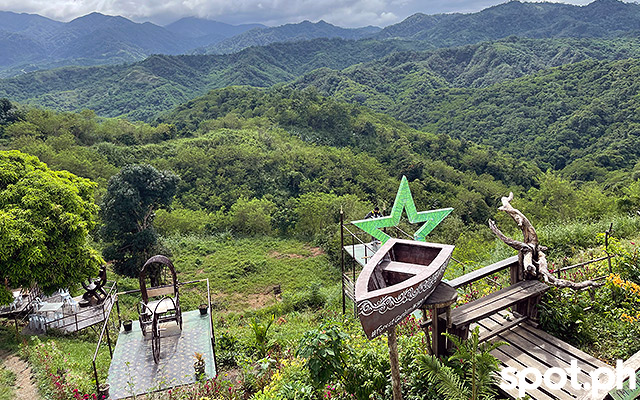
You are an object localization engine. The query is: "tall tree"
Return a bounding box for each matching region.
[0,150,102,304]
[100,164,179,281]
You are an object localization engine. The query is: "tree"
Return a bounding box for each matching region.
[100,164,178,281]
[0,150,102,304]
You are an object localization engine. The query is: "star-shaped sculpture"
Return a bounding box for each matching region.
[352,176,453,244]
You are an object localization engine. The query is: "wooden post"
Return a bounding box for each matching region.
[340,210,346,315]
[388,326,403,400]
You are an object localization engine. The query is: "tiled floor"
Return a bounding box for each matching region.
[107,310,216,399]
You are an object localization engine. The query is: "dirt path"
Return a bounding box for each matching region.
[0,350,40,400]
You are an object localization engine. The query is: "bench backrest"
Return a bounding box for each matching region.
[146,285,175,299]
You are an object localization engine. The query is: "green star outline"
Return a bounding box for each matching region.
[352,176,453,244]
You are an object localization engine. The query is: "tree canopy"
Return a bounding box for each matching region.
[0,150,102,304]
[100,164,179,279]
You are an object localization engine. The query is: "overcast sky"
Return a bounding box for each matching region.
[0,0,629,27]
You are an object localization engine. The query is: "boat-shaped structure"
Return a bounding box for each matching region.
[355,238,454,339]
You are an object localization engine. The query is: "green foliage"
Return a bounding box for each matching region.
[250,314,275,358]
[0,38,423,121]
[100,164,178,278]
[0,98,21,132]
[230,197,277,236]
[540,288,593,346]
[0,364,15,400]
[415,327,504,400]
[296,323,348,388]
[217,330,241,368]
[341,338,390,399]
[0,150,102,303]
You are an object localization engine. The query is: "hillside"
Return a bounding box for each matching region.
[200,20,381,54]
[374,0,640,45]
[0,12,199,76]
[290,38,640,180]
[0,38,425,121]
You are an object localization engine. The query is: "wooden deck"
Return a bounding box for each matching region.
[473,310,611,400]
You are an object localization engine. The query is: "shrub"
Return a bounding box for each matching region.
[296,323,348,388]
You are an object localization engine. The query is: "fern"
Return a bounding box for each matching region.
[414,327,505,400]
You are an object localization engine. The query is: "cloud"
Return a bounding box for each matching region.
[0,0,630,27]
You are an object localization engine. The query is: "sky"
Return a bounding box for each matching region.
[0,0,631,28]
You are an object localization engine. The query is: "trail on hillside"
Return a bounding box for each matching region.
[0,350,40,400]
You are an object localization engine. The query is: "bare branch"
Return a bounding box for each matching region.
[488,219,529,251]
[490,194,604,290]
[497,192,538,246]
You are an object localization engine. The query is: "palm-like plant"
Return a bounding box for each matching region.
[416,327,505,400]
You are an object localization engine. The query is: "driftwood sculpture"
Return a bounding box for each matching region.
[489,193,603,290]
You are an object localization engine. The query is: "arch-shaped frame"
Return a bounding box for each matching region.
[139,255,178,304]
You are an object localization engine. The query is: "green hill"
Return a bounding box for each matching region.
[0,38,424,121]
[374,0,640,45]
[291,38,640,180]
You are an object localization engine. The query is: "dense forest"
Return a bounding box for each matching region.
[296,55,640,181]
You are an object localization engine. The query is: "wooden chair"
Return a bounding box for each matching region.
[81,265,108,306]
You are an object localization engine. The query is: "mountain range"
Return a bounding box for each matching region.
[0,11,376,77]
[3,0,640,120]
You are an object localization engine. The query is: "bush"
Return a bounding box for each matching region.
[296,323,348,388]
[229,197,277,236]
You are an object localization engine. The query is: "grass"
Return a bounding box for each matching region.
[0,365,16,400]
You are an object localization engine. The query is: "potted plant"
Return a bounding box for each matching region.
[194,352,205,380]
[198,303,208,315]
[98,382,110,399]
[122,319,132,332]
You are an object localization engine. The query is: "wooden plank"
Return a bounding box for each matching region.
[450,281,548,326]
[491,347,559,400]
[518,323,609,370]
[383,261,427,275]
[492,341,580,400]
[147,286,175,298]
[498,328,593,384]
[448,255,519,289]
[478,316,527,343]
[451,280,543,317]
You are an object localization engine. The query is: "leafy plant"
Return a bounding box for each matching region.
[540,287,593,346]
[414,327,504,400]
[250,314,275,358]
[296,323,348,388]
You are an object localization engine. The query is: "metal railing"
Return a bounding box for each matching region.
[44,281,118,334]
[91,278,217,396]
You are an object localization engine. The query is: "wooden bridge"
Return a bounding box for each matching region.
[431,256,638,400]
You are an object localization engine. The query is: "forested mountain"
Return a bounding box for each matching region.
[1,86,542,232]
[164,17,264,46]
[292,36,640,115]
[375,0,640,45]
[0,11,381,77]
[295,53,640,182]
[0,12,199,76]
[0,38,425,120]
[200,20,381,54]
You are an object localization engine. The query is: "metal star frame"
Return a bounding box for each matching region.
[352,176,453,244]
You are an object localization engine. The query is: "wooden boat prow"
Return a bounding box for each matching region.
[355,238,454,339]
